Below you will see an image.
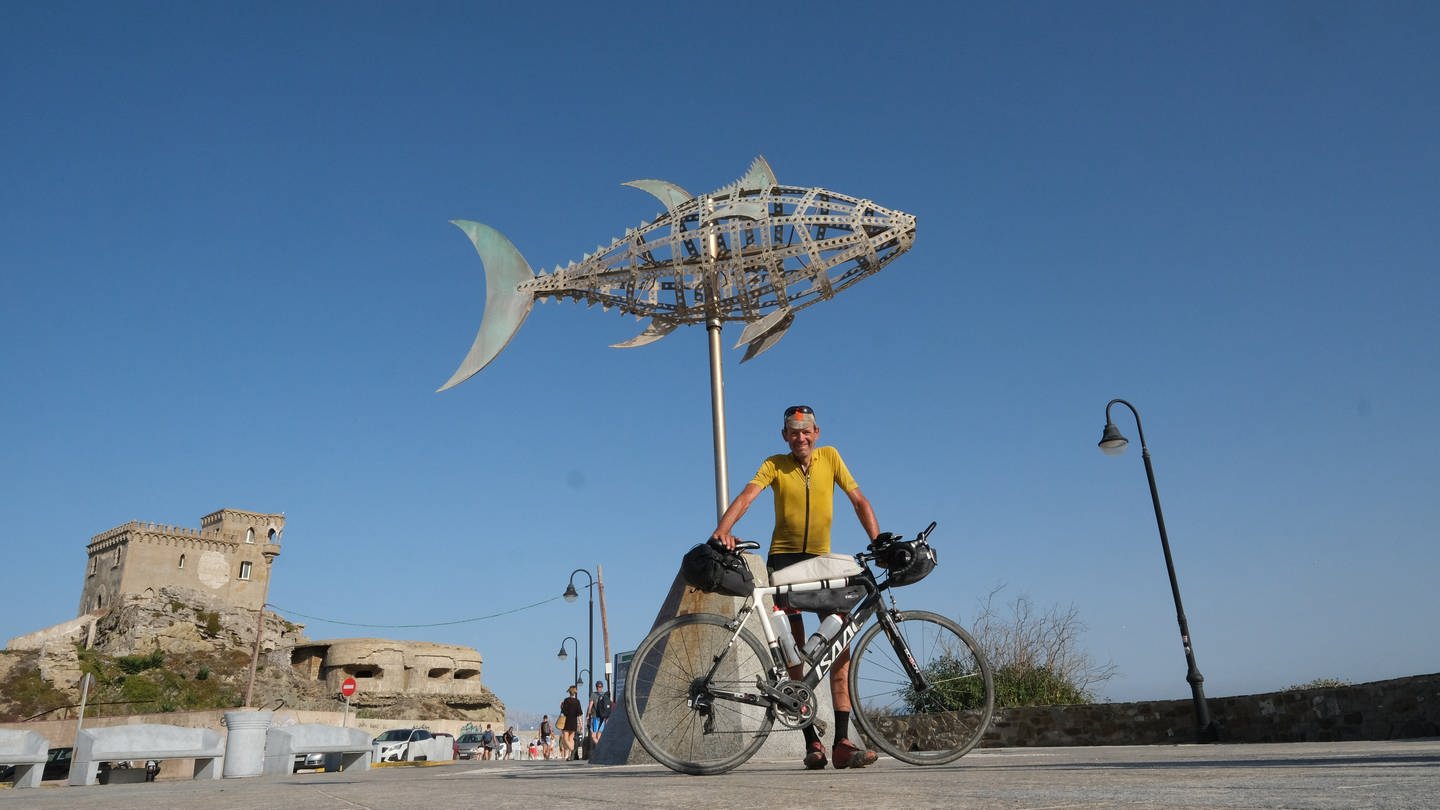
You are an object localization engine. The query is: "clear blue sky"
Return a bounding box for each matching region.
[4,3,1436,723]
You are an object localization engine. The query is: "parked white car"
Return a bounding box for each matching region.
[371,728,451,762]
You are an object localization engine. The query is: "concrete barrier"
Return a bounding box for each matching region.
[69,724,224,786]
[263,724,372,775]
[0,728,50,788]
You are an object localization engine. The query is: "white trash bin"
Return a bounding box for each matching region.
[222,710,273,778]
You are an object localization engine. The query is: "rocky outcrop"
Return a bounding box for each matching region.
[91,586,306,659]
[5,588,505,723]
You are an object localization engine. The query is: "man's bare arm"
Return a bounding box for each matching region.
[710,483,764,549]
[847,487,880,542]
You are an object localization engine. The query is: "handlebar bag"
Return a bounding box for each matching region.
[681,543,755,597]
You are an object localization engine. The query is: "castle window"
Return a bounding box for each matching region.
[178,554,186,569]
[239,560,253,580]
[112,546,121,567]
[268,528,278,544]
[89,556,97,576]
[245,528,255,544]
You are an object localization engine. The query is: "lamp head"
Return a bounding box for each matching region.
[556,646,568,661]
[563,583,579,602]
[1098,422,1129,456]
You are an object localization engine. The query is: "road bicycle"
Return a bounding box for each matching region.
[624,523,995,775]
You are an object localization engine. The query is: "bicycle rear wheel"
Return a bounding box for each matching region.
[849,609,994,765]
[625,612,775,775]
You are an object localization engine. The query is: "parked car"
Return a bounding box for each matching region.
[456,732,485,760]
[371,728,451,762]
[431,731,457,760]
[44,747,73,781]
[1,747,73,783]
[293,752,326,772]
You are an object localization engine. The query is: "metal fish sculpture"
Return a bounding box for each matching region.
[438,156,917,391]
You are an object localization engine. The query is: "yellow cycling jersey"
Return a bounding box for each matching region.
[750,445,860,555]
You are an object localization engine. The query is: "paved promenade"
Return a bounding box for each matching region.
[3,740,1436,809]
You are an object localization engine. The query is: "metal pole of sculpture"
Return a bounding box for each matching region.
[704,205,730,517]
[436,157,918,515]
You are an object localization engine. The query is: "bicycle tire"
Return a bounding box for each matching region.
[848,609,994,765]
[625,612,775,775]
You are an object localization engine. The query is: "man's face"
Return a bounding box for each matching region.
[782,424,819,463]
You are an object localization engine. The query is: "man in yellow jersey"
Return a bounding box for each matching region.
[710,404,881,770]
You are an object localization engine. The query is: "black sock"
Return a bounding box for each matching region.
[834,710,850,743]
[803,725,821,746]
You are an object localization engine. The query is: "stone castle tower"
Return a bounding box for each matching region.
[78,508,284,616]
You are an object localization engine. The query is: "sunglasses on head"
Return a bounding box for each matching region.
[784,405,814,417]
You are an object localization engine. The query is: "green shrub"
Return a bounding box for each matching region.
[1285,677,1352,691]
[993,663,1090,707]
[115,649,166,675]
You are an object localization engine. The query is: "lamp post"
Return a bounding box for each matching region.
[1099,398,1219,742]
[556,636,579,689]
[564,568,595,759]
[563,569,595,703]
[577,668,591,689]
[243,546,280,708]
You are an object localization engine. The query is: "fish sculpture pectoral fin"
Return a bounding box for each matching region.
[733,307,792,349]
[736,309,795,363]
[437,220,537,391]
[610,320,678,349]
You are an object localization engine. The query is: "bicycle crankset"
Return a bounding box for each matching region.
[765,679,815,729]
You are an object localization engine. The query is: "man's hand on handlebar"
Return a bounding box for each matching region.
[709,532,739,551]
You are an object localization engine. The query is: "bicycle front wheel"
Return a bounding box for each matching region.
[849,609,994,765]
[625,612,775,775]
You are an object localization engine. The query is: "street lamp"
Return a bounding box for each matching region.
[1098,398,1219,742]
[556,636,579,689]
[564,568,596,759]
[243,545,280,708]
[563,569,595,704]
[577,668,591,689]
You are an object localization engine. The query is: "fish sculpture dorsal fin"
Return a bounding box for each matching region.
[622,179,693,212]
[713,156,779,198]
[738,155,778,190]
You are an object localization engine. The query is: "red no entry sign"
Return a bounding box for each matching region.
[341,677,357,697]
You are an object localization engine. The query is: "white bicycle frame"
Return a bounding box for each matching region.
[731,551,883,685]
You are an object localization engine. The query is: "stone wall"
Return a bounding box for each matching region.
[7,674,1434,754]
[983,673,1440,747]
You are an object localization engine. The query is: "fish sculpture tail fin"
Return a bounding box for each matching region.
[437,220,537,391]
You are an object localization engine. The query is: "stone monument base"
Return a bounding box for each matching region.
[589,555,833,768]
